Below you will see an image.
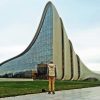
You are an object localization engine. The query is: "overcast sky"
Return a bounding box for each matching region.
[0,0,100,72]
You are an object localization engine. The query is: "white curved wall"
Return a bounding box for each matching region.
[52,4,63,79]
[62,24,71,80]
[50,2,100,81]
[79,59,100,80]
[41,2,100,81]
[72,51,78,80]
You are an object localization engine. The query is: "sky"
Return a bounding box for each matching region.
[0,0,100,72]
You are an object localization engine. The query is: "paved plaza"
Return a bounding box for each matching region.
[1,86,100,100]
[0,78,33,82]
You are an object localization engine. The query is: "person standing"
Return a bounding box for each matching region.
[47,61,56,94]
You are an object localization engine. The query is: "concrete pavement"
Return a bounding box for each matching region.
[0,78,33,81]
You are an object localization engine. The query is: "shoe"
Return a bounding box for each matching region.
[48,91,51,94]
[52,91,55,94]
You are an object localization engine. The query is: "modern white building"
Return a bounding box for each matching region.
[0,2,100,80]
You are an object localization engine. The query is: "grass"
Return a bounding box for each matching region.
[0,80,100,98]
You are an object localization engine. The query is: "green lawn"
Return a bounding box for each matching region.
[0,80,100,98]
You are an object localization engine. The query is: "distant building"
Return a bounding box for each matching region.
[13,70,32,78]
[0,2,100,80]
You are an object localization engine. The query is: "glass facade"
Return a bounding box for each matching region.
[0,6,53,74]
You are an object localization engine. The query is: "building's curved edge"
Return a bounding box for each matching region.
[60,18,65,79]
[79,59,100,80]
[68,40,79,80]
[72,51,78,80]
[0,2,53,66]
[52,3,63,79]
[76,55,81,80]
[68,40,73,80]
[60,19,72,80]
